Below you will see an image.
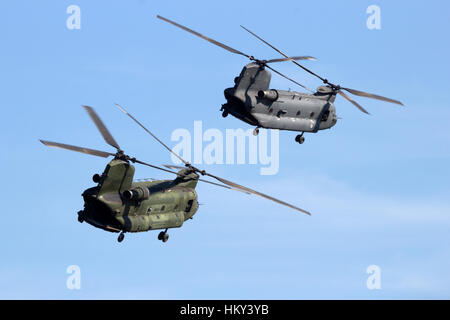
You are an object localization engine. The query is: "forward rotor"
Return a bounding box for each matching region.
[40,106,182,176]
[157,15,315,93]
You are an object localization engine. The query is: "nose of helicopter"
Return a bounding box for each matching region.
[78,187,122,232]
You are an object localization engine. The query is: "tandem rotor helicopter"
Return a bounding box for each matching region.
[40,105,310,243]
[157,15,404,144]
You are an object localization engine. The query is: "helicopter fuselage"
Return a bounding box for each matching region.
[78,159,199,235]
[221,63,338,133]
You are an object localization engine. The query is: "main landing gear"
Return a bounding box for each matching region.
[158,229,169,243]
[117,230,169,243]
[295,133,305,144]
[253,127,260,136]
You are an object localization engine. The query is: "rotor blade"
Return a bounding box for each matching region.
[163,164,250,194]
[133,159,182,176]
[114,104,189,166]
[337,91,370,115]
[342,88,404,106]
[265,64,313,93]
[157,15,251,59]
[198,178,250,194]
[240,25,326,83]
[164,164,305,208]
[83,105,121,150]
[265,56,316,63]
[163,164,185,170]
[203,172,311,215]
[242,26,404,108]
[39,140,115,158]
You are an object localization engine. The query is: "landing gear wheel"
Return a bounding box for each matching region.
[295,134,305,144]
[253,127,260,136]
[158,229,169,243]
[222,111,229,118]
[117,232,125,243]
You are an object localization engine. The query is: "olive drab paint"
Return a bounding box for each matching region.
[79,160,199,235]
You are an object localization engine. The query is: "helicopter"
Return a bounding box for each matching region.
[40,105,310,243]
[157,15,404,144]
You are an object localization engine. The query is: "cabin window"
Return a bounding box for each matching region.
[310,112,315,118]
[296,111,301,117]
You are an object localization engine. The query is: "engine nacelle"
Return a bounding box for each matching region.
[257,89,278,101]
[123,186,150,201]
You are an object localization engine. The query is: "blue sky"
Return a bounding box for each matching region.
[0,0,449,299]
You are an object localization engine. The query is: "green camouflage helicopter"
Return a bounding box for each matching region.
[40,105,310,243]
